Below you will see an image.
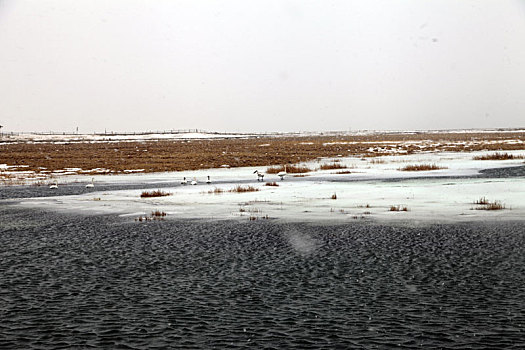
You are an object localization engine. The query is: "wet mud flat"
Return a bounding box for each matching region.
[0,207,524,349]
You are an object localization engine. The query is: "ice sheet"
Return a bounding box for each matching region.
[14,151,525,223]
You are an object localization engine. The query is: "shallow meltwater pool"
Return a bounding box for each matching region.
[1,206,524,349]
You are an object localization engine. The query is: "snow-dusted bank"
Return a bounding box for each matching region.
[14,150,525,223]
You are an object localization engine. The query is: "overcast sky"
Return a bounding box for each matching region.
[1,0,524,133]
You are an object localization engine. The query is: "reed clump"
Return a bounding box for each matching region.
[474,197,506,210]
[135,210,167,222]
[140,190,171,198]
[474,197,489,205]
[265,182,279,187]
[389,205,408,212]
[473,152,524,160]
[266,164,313,174]
[399,164,447,171]
[229,185,259,193]
[320,162,347,170]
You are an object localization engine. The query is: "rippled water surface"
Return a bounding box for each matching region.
[1,206,524,349]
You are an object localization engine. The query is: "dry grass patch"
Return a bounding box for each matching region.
[478,202,506,210]
[140,190,171,198]
[474,196,490,205]
[357,204,371,208]
[331,193,337,200]
[389,205,408,212]
[474,197,506,210]
[336,170,352,174]
[208,187,224,194]
[399,164,447,171]
[265,182,279,187]
[135,210,167,222]
[266,164,313,174]
[473,152,524,160]
[229,185,259,193]
[320,162,347,170]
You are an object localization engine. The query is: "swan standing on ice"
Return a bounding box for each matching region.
[85,178,95,188]
[277,165,287,181]
[49,182,58,189]
[253,170,264,182]
[191,178,198,185]
[181,177,187,185]
[206,176,211,184]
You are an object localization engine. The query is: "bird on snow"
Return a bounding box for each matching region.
[85,178,95,188]
[253,170,264,182]
[277,165,287,181]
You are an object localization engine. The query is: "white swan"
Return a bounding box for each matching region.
[206,175,211,184]
[85,178,94,188]
[253,170,264,182]
[49,182,58,189]
[277,165,287,181]
[191,178,198,185]
[181,177,187,185]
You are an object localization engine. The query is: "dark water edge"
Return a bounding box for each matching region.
[0,206,524,349]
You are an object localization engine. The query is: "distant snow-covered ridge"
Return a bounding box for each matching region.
[0,132,257,144]
[2,128,525,144]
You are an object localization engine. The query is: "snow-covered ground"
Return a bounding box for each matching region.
[14,150,525,223]
[0,131,256,144]
[2,128,525,144]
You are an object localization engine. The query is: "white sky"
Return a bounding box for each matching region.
[1,0,524,133]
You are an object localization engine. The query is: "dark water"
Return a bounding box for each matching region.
[0,206,524,349]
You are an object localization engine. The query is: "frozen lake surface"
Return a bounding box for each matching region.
[1,206,524,348]
[7,151,525,223]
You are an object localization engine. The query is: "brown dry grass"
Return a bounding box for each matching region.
[265,182,279,187]
[266,164,313,174]
[478,202,505,210]
[474,197,490,205]
[399,164,447,171]
[331,193,337,200]
[140,190,171,198]
[389,205,408,211]
[136,210,167,221]
[474,198,506,210]
[320,162,347,170]
[473,152,524,160]
[208,187,224,194]
[229,185,259,193]
[336,170,352,174]
[1,131,524,176]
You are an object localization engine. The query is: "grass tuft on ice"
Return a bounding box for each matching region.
[140,190,171,198]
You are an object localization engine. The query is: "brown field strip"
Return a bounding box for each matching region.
[0,132,524,175]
